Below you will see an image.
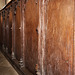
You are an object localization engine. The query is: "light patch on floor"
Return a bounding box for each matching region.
[0,51,19,75]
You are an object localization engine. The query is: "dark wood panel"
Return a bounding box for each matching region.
[25,0,39,74]
[5,11,7,49]
[15,5,21,60]
[9,10,12,54]
[0,14,1,46]
[1,14,3,47]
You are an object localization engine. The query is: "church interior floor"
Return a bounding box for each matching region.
[0,51,19,75]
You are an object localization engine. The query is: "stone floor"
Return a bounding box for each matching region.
[0,51,19,75]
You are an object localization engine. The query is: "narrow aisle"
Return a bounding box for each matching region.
[0,51,19,75]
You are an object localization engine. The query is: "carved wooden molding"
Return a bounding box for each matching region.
[19,0,26,68]
[7,8,10,17]
[11,1,17,60]
[38,0,47,75]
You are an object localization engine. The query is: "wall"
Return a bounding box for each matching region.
[0,0,5,10]
[6,0,11,4]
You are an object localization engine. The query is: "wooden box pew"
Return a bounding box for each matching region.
[0,0,75,75]
[24,0,39,74]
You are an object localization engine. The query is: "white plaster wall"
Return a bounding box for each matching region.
[6,0,11,4]
[0,0,5,10]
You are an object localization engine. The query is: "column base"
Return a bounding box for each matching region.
[35,64,41,75]
[36,70,41,75]
[6,47,8,53]
[19,58,24,68]
[2,44,5,51]
[12,52,16,60]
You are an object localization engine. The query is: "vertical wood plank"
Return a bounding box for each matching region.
[38,0,47,75]
[12,2,16,59]
[6,8,10,53]
[2,11,6,51]
[74,0,75,74]
[19,0,25,67]
[46,0,74,75]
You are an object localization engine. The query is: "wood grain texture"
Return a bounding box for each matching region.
[9,10,12,54]
[46,0,74,75]
[24,0,39,74]
[15,5,21,60]
[1,14,3,46]
[0,14,1,47]
[0,0,75,75]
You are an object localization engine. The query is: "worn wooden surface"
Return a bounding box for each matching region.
[46,0,74,75]
[9,10,12,54]
[0,0,75,75]
[25,0,39,74]
[0,14,1,47]
[15,5,21,60]
[0,15,3,46]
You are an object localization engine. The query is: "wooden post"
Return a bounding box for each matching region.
[12,2,16,59]
[4,10,7,52]
[2,11,6,52]
[0,13,1,48]
[73,0,75,74]
[6,8,10,53]
[37,0,47,75]
[19,0,25,68]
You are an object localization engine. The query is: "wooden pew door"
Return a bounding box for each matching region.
[15,4,21,61]
[46,0,74,75]
[24,0,39,74]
